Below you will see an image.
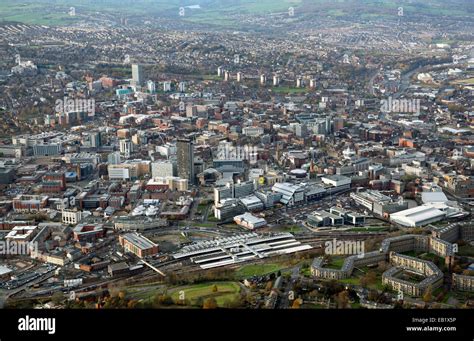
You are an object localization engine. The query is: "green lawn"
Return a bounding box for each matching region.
[452,78,474,85]
[280,225,303,233]
[202,75,223,81]
[196,203,208,215]
[235,263,284,279]
[458,245,474,257]
[207,216,219,222]
[419,253,441,262]
[270,86,308,94]
[401,250,419,257]
[169,282,241,307]
[340,276,384,291]
[300,267,312,277]
[339,277,361,286]
[324,257,345,270]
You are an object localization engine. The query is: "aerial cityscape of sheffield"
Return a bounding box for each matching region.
[0,0,473,331]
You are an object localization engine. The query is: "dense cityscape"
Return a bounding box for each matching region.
[0,1,473,325]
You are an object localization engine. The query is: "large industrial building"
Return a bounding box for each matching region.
[119,233,159,258]
[234,212,267,230]
[272,182,305,206]
[389,202,465,227]
[174,233,312,269]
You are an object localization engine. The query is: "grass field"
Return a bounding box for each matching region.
[235,263,284,279]
[278,225,303,233]
[339,277,361,286]
[169,281,241,307]
[451,78,474,85]
[458,244,474,257]
[270,86,307,94]
[300,267,312,277]
[202,75,222,81]
[339,274,385,291]
[324,257,345,269]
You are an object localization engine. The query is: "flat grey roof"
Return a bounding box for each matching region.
[122,233,157,250]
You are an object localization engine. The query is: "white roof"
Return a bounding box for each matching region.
[391,205,445,224]
[272,182,303,194]
[239,195,262,206]
[421,192,448,204]
[234,212,266,225]
[0,265,12,275]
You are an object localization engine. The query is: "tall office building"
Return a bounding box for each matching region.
[273,75,281,86]
[177,138,194,184]
[295,123,308,138]
[147,80,156,94]
[131,64,144,86]
[120,139,133,158]
[89,132,102,148]
[163,81,172,92]
[224,71,230,82]
[151,160,176,178]
[108,152,121,165]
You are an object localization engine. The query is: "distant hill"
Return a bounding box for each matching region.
[0,0,472,27]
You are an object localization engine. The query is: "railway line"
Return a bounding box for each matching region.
[7,230,390,302]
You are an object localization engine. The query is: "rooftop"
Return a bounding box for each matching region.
[121,233,157,250]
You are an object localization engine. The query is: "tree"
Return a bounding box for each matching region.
[291,298,303,309]
[153,293,174,307]
[368,290,378,302]
[203,298,218,309]
[423,286,432,303]
[51,291,64,305]
[336,290,349,309]
[377,261,388,272]
[118,291,127,300]
[364,271,377,286]
[160,295,174,306]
